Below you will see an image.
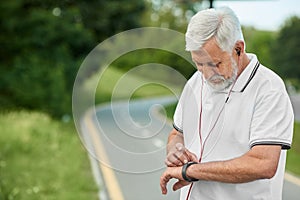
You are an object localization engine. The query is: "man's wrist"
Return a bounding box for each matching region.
[181,161,199,182]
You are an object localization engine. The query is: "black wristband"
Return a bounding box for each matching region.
[182,162,199,182]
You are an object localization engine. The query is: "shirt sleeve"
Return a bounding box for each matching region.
[173,92,184,134]
[249,91,294,149]
[173,81,192,134]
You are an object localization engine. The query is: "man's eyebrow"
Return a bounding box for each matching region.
[192,58,212,63]
[192,59,202,64]
[193,56,221,63]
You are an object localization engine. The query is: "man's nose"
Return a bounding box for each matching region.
[199,66,218,79]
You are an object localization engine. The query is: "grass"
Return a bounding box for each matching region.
[0,66,180,200]
[84,66,181,104]
[163,103,177,119]
[0,111,98,200]
[286,122,300,175]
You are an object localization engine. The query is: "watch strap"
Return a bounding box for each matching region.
[182,161,199,182]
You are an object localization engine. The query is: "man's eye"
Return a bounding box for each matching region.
[207,62,216,67]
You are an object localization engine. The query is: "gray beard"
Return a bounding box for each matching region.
[206,58,238,91]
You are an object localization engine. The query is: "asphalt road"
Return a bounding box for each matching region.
[83,95,300,200]
[290,94,300,121]
[84,97,180,200]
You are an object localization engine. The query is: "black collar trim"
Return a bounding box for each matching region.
[240,61,260,92]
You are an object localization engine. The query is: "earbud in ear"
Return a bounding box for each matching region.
[236,49,241,56]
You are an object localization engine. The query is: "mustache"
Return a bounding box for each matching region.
[208,75,225,83]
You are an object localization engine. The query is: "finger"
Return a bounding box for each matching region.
[175,143,192,164]
[175,143,184,151]
[166,153,183,166]
[173,180,190,191]
[174,150,190,164]
[160,173,171,195]
[164,158,177,167]
[185,149,199,162]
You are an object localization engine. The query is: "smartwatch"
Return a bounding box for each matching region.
[182,161,199,182]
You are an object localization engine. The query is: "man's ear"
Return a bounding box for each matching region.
[235,48,241,56]
[233,40,245,56]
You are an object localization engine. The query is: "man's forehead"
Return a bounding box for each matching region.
[192,49,207,56]
[191,41,227,62]
[191,50,213,61]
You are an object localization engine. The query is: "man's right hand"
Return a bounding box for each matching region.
[165,143,198,167]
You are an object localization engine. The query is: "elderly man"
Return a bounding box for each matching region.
[160,7,294,200]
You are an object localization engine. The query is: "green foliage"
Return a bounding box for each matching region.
[242,26,276,67]
[0,1,93,117]
[111,49,195,81]
[79,0,146,42]
[286,122,300,175]
[86,66,181,104]
[142,0,203,32]
[0,0,146,117]
[271,16,300,80]
[163,102,177,119]
[0,111,98,200]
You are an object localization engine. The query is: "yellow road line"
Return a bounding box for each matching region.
[84,111,124,200]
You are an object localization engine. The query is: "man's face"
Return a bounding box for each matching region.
[191,39,238,91]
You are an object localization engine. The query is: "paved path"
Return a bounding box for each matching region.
[83,97,180,199]
[290,94,300,121]
[82,96,300,200]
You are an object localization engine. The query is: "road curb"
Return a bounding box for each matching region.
[285,172,300,186]
[82,109,125,200]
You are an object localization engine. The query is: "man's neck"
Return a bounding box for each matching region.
[237,53,251,77]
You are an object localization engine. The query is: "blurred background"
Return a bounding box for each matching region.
[0,0,299,199]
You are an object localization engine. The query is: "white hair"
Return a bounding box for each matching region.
[185,7,244,52]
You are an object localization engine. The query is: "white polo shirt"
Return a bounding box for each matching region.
[173,54,294,200]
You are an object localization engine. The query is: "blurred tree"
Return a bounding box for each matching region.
[242,26,276,67]
[0,0,94,117]
[271,16,300,82]
[111,48,195,83]
[112,0,205,81]
[78,0,145,42]
[142,0,203,32]
[0,0,146,117]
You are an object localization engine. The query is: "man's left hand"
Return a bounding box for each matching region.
[160,167,191,195]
